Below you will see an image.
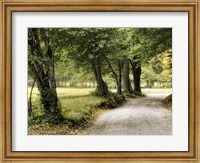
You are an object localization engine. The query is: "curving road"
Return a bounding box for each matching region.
[85,94,172,135]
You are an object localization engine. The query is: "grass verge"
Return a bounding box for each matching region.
[60,95,108,123]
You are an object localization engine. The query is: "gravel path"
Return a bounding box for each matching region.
[84,94,172,135]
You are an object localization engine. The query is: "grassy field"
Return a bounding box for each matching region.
[28,87,172,97]
[28,87,95,98]
[28,87,172,124]
[28,87,107,123]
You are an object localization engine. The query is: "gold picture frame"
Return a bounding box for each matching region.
[0,0,199,162]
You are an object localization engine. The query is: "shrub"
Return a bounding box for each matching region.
[163,94,172,110]
[97,92,125,108]
[28,97,63,125]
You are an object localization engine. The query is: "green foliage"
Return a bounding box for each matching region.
[28,97,63,125]
[28,96,45,126]
[141,50,172,88]
[28,113,63,126]
[43,28,172,90]
[28,28,172,126]
[29,96,45,117]
[150,55,163,74]
[95,92,126,108]
[106,93,126,108]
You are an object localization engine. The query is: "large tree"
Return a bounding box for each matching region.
[28,28,63,123]
[127,28,172,94]
[55,28,118,97]
[104,28,134,94]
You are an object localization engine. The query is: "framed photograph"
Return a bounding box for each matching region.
[0,0,199,162]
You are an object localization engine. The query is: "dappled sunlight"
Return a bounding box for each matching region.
[28,28,172,135]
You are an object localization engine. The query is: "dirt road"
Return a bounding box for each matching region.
[85,94,172,135]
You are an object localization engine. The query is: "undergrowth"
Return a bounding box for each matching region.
[163,94,172,110]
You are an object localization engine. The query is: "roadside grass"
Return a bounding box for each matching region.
[28,87,107,125]
[28,87,172,125]
[60,95,107,123]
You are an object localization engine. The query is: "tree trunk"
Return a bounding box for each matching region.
[92,58,109,97]
[28,78,36,117]
[104,56,122,94]
[64,77,67,87]
[30,63,61,119]
[130,59,142,94]
[133,66,141,93]
[123,59,133,93]
[47,46,60,115]
[117,61,122,94]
